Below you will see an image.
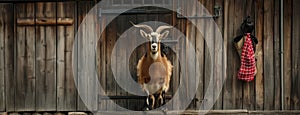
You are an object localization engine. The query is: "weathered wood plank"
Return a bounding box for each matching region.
[214,0,224,110]
[76,1,97,111]
[87,5,98,111]
[291,0,300,110]
[126,15,138,111]
[125,14,138,111]
[65,1,77,110]
[172,12,186,110]
[17,18,73,26]
[76,1,88,111]
[233,0,245,109]
[263,0,275,110]
[203,0,215,110]
[243,0,255,110]
[194,0,205,110]
[57,2,77,111]
[273,0,281,110]
[185,0,197,110]
[98,11,107,111]
[223,0,235,109]
[0,3,6,111]
[3,3,15,112]
[223,0,234,109]
[15,3,36,111]
[115,15,127,111]
[35,2,57,111]
[283,0,292,110]
[254,0,264,110]
[105,15,117,111]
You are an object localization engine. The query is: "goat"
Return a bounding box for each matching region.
[132,22,173,110]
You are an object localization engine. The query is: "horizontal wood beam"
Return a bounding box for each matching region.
[93,110,300,115]
[17,18,73,26]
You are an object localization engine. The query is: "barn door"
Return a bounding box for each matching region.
[11,2,77,112]
[98,6,181,110]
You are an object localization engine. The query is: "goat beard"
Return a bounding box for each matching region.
[151,51,157,55]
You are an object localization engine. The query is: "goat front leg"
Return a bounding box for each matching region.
[144,95,155,110]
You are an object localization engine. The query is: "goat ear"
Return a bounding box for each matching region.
[160,30,169,39]
[140,30,149,39]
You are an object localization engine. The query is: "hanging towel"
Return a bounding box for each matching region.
[237,33,256,82]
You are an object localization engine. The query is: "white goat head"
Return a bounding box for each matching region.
[131,22,172,58]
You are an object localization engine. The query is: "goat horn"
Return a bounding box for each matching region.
[156,25,173,34]
[130,21,153,33]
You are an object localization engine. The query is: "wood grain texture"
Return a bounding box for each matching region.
[126,14,138,111]
[185,0,197,109]
[283,0,292,110]
[254,0,264,110]
[4,3,14,111]
[214,0,224,110]
[115,15,127,111]
[291,0,300,110]
[15,3,36,111]
[233,0,244,109]
[203,0,214,110]
[76,1,97,111]
[105,15,117,111]
[56,2,77,111]
[273,0,281,110]
[223,0,235,109]
[263,0,275,110]
[98,13,107,111]
[243,0,255,110]
[0,3,8,111]
[35,2,57,111]
[195,0,205,110]
[0,0,299,111]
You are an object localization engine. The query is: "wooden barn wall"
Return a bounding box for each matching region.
[0,0,299,112]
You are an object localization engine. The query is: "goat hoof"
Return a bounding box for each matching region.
[143,107,149,111]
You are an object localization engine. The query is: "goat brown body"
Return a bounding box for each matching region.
[137,50,172,94]
[132,22,173,110]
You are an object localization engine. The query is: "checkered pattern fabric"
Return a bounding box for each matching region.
[237,33,256,82]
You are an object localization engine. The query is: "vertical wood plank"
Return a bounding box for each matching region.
[126,15,138,111]
[76,1,97,111]
[172,11,186,110]
[4,4,15,111]
[98,11,107,111]
[76,1,88,111]
[195,0,205,110]
[57,2,77,111]
[185,0,197,110]
[35,2,46,111]
[87,4,98,111]
[223,0,235,109]
[243,0,255,110]
[65,1,76,110]
[126,14,139,110]
[233,0,245,109]
[115,15,127,111]
[291,0,300,110]
[214,0,224,110]
[0,3,8,111]
[15,3,36,111]
[35,2,57,111]
[283,0,292,110]
[203,0,215,110]
[263,0,275,110]
[273,0,281,110]
[105,16,117,111]
[254,0,264,110]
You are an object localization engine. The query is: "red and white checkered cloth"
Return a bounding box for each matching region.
[237,33,256,82]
